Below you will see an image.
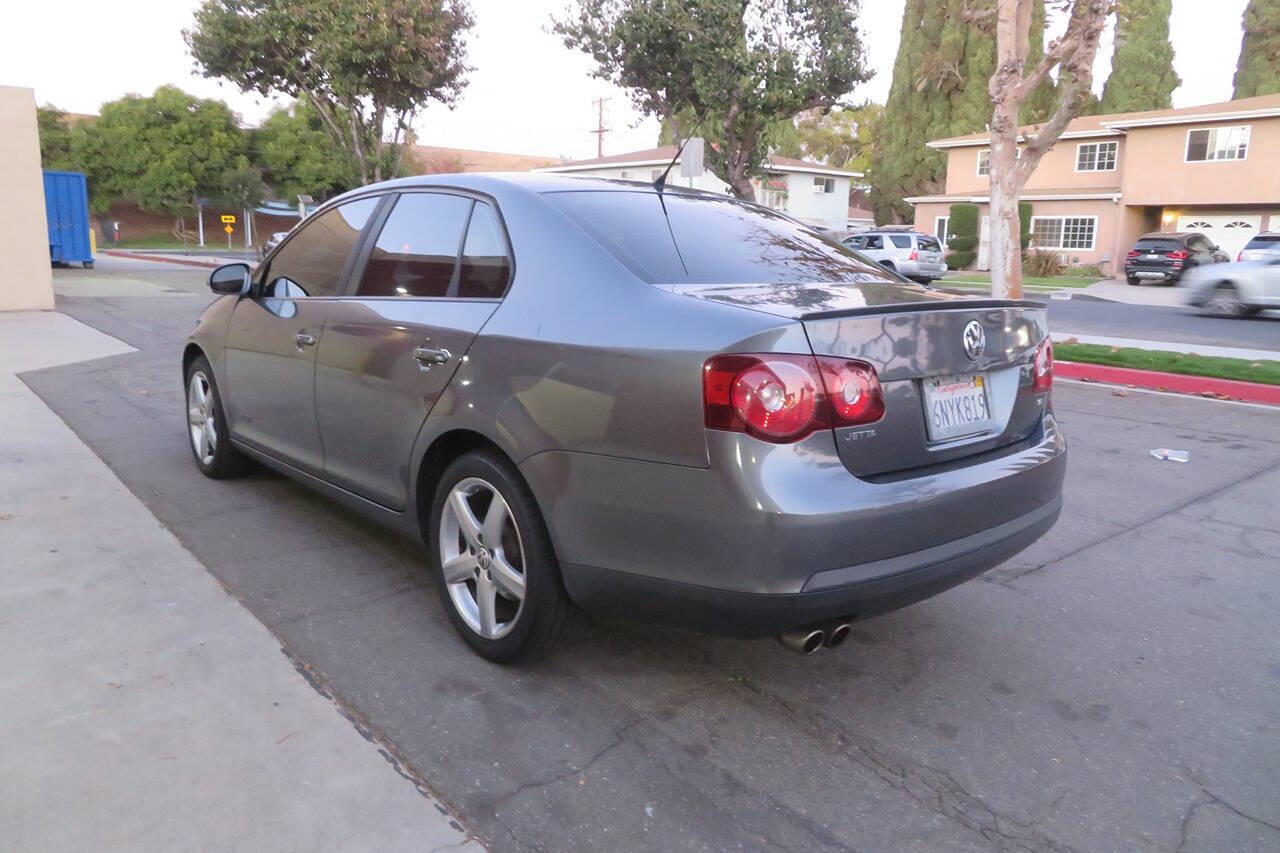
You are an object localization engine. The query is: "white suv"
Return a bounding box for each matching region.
[842,229,946,284]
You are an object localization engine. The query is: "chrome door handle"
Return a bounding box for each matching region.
[412,345,452,366]
[294,332,317,348]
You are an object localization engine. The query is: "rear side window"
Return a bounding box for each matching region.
[458,201,512,298]
[357,193,472,297]
[889,235,912,249]
[917,235,942,252]
[546,191,888,285]
[1134,238,1181,252]
[267,197,379,297]
[1244,235,1280,249]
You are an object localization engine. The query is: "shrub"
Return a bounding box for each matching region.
[946,250,976,270]
[1019,202,1033,249]
[946,203,979,268]
[1024,249,1066,277]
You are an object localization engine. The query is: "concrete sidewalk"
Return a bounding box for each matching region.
[1080,277,1189,306]
[0,311,477,851]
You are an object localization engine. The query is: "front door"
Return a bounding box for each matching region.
[222,196,380,473]
[316,192,512,510]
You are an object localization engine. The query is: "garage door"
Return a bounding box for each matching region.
[1176,214,1261,259]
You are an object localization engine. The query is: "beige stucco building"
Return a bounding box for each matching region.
[0,85,54,310]
[907,94,1280,277]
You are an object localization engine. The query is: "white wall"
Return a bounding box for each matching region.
[0,86,54,311]
[781,173,850,231]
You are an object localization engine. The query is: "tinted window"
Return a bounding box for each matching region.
[546,191,888,285]
[267,197,379,297]
[1134,238,1181,252]
[917,235,942,252]
[1244,235,1280,248]
[842,236,863,249]
[357,193,471,297]
[863,235,884,250]
[889,235,912,249]
[1187,235,1212,251]
[458,201,512,298]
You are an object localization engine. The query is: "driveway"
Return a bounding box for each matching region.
[21,260,1280,852]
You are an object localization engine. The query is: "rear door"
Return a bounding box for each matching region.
[315,191,511,510]
[222,196,380,473]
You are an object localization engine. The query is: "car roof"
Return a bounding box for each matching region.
[320,171,722,208]
[1137,232,1196,240]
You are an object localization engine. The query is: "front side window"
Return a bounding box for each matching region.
[357,193,472,297]
[976,150,991,176]
[266,197,379,297]
[545,190,892,285]
[1076,141,1118,171]
[1186,126,1250,161]
[863,235,884,250]
[1031,216,1097,251]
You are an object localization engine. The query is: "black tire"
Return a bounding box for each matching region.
[879,260,896,273]
[429,449,581,663]
[1126,276,1140,286]
[184,355,250,479]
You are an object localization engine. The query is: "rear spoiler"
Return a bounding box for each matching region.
[798,298,1045,322]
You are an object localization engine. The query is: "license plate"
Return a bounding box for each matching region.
[923,373,994,441]
[1143,254,1160,260]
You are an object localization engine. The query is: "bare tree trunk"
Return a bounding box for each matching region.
[987,0,1112,299]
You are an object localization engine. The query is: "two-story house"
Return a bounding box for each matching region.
[907,94,1280,275]
[538,146,861,231]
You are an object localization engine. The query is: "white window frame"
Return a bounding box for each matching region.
[935,215,949,248]
[1075,140,1118,172]
[976,149,991,176]
[1030,215,1098,251]
[813,176,835,194]
[1185,126,1251,163]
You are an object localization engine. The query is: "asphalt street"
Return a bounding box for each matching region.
[1041,297,1280,352]
[22,258,1280,852]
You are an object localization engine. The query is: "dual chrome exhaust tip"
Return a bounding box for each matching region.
[777,621,853,655]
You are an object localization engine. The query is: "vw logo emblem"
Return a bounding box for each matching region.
[962,320,985,360]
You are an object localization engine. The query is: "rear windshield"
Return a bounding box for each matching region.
[1134,238,1181,252]
[545,190,889,284]
[917,235,942,252]
[1244,235,1280,249]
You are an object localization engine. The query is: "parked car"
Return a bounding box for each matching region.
[184,174,1066,662]
[1181,257,1280,317]
[1237,232,1280,264]
[841,229,947,284]
[260,230,291,258]
[1124,232,1228,285]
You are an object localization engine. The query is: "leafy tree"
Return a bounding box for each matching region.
[75,86,244,242]
[187,0,473,186]
[782,102,882,174]
[871,0,1053,224]
[37,105,78,169]
[554,0,871,200]
[221,155,268,245]
[1234,0,1280,98]
[253,102,357,201]
[1095,0,1179,114]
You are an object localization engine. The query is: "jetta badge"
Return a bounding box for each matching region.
[962,320,985,360]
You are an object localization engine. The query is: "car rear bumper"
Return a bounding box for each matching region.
[1125,265,1181,281]
[903,260,947,279]
[521,412,1067,636]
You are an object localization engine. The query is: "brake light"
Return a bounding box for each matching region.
[908,249,919,261]
[703,354,884,443]
[1238,251,1244,262]
[1166,250,1188,260]
[1032,339,1053,394]
[1126,249,1140,259]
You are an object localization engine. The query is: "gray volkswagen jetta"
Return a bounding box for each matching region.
[184,173,1065,661]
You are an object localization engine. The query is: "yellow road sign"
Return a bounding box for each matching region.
[224,224,234,234]
[220,214,236,224]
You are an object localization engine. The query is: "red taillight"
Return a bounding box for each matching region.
[1237,251,1244,262]
[1126,249,1140,259]
[908,249,919,261]
[1166,250,1188,260]
[1032,338,1053,394]
[703,354,884,443]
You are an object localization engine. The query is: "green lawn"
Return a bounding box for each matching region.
[1055,342,1280,386]
[942,273,1099,289]
[111,237,254,251]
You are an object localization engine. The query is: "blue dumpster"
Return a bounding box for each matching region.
[44,170,94,268]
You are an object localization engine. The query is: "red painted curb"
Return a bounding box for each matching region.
[1056,360,1280,406]
[102,250,225,269]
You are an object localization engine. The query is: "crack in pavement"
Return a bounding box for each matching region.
[997,460,1280,585]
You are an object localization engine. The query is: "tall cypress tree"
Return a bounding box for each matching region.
[1095,0,1179,114]
[1234,0,1280,98]
[870,0,1052,223]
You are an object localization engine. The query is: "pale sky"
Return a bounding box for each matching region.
[0,0,1249,161]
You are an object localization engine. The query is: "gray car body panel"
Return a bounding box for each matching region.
[186,173,1066,636]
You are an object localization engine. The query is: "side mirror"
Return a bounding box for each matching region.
[210,263,251,295]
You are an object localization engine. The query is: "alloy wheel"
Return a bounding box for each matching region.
[439,477,526,640]
[187,370,217,466]
[1206,283,1245,317]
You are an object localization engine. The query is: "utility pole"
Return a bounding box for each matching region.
[591,97,610,158]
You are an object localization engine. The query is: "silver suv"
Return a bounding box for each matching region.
[1239,232,1280,263]
[841,229,946,283]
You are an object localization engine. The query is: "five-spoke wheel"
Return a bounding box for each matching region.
[184,355,248,479]
[439,477,527,640]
